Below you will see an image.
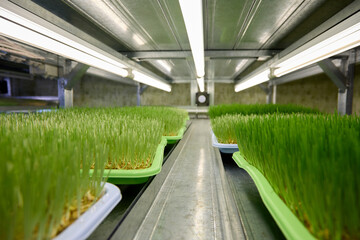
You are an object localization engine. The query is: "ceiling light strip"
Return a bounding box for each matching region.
[179,0,205,92]
[0,5,172,92]
[133,71,171,92]
[273,12,360,77]
[235,11,360,92]
[0,17,129,77]
[0,7,127,69]
[235,69,270,92]
[197,77,205,92]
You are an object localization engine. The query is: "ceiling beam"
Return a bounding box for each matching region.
[318,59,346,91]
[171,79,234,84]
[121,50,281,60]
[269,64,323,86]
[0,1,171,91]
[64,63,89,90]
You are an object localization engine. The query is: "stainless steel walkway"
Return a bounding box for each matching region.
[113,119,245,239]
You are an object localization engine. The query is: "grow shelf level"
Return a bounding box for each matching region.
[211,130,239,154]
[165,120,188,144]
[99,137,168,185]
[232,151,316,240]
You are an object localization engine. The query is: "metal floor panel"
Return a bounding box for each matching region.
[221,153,285,240]
[112,119,245,240]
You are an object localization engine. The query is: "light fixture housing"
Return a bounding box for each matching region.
[0,3,172,92]
[234,69,270,92]
[133,71,171,92]
[235,11,360,92]
[179,0,205,78]
[197,77,205,92]
[0,6,129,75]
[273,11,360,77]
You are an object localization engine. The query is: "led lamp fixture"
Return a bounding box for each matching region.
[0,7,129,76]
[197,77,205,92]
[235,69,270,92]
[273,11,360,77]
[133,71,171,92]
[179,0,205,78]
[0,4,172,92]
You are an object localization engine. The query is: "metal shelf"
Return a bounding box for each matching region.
[95,119,283,239]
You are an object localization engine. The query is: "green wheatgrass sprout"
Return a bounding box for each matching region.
[210,104,320,144]
[0,106,185,239]
[211,115,240,144]
[208,103,320,119]
[0,111,106,240]
[57,107,165,170]
[111,106,188,136]
[234,114,360,240]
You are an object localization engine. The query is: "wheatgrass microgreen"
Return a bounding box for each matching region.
[208,103,320,119]
[210,104,320,144]
[0,111,106,239]
[0,106,186,239]
[234,113,360,239]
[110,106,188,136]
[211,115,240,144]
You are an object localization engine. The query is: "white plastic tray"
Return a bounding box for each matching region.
[211,130,239,154]
[54,182,121,240]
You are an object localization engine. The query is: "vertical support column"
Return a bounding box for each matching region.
[266,85,273,104]
[58,79,74,108]
[207,80,214,105]
[346,49,355,114]
[58,59,73,108]
[272,85,277,104]
[64,89,73,108]
[338,57,348,115]
[190,80,197,106]
[58,77,66,108]
[137,83,141,106]
[337,89,347,115]
[338,49,355,115]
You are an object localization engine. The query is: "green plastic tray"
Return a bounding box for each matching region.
[90,137,167,185]
[232,152,316,240]
[164,121,187,144]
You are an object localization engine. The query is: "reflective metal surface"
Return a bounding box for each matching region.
[222,153,285,240]
[4,0,357,84]
[113,120,245,239]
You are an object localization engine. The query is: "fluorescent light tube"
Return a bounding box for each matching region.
[197,77,205,92]
[0,5,172,92]
[179,0,205,78]
[0,7,128,77]
[133,71,171,92]
[274,12,360,77]
[235,69,270,92]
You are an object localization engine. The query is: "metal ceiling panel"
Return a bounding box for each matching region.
[106,0,181,50]
[63,0,189,51]
[144,59,195,79]
[207,0,253,49]
[207,59,255,80]
[233,0,304,49]
[11,0,129,51]
[3,0,358,85]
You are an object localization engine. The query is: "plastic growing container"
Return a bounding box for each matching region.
[54,182,121,240]
[165,124,187,144]
[232,152,316,240]
[92,137,167,184]
[211,130,238,154]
